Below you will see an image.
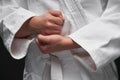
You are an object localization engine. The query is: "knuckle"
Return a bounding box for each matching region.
[44,30,51,35]
[46,22,52,27]
[48,17,53,21]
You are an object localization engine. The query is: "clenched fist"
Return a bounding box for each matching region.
[15,10,64,38]
[29,10,64,35]
[36,34,80,53]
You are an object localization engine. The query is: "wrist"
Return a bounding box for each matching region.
[27,16,37,33]
[64,37,80,50]
[15,17,35,38]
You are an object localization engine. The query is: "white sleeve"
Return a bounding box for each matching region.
[0,0,36,59]
[69,0,120,69]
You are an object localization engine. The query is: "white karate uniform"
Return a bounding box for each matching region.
[0,0,120,80]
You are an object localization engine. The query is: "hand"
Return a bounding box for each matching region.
[15,10,64,38]
[29,10,64,35]
[36,34,80,53]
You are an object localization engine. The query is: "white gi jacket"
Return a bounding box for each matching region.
[0,0,120,80]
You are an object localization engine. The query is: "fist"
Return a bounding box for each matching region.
[29,10,64,35]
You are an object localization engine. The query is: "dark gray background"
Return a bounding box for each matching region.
[0,37,25,80]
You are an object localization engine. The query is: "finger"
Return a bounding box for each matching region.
[36,36,43,46]
[42,24,61,34]
[36,38,45,51]
[36,39,48,53]
[37,35,50,45]
[50,17,64,26]
[36,35,51,53]
[46,29,61,35]
[48,10,64,26]
[44,30,61,35]
[46,22,62,30]
[48,10,63,17]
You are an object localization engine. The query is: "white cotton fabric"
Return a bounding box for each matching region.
[0,0,119,80]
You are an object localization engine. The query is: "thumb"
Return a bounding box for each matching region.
[37,34,50,45]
